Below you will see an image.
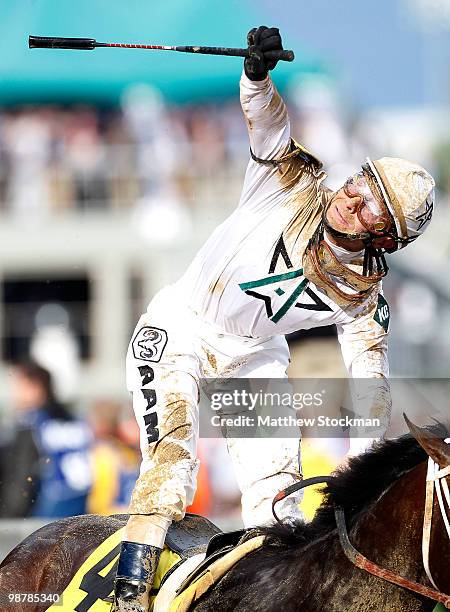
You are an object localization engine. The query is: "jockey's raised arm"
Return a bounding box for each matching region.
[240,73,291,163]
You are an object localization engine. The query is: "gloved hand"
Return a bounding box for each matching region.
[244,26,283,81]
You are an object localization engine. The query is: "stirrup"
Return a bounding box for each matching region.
[113,541,162,612]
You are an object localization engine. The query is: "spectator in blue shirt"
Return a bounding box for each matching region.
[0,361,92,518]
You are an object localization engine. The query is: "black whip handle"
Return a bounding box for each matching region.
[29,36,97,50]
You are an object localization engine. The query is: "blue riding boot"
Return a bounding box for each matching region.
[114,541,162,612]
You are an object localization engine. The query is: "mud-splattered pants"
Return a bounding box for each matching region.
[126,286,302,528]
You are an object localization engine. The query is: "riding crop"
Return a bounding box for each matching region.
[29,36,294,63]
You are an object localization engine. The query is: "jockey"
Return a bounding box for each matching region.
[113,26,435,611]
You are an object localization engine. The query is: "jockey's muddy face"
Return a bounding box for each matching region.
[325,173,396,252]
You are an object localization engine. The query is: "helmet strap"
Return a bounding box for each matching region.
[362,240,389,277]
[323,200,390,279]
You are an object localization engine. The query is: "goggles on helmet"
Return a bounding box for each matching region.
[322,167,394,278]
[343,172,392,235]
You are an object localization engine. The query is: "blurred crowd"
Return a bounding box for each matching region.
[0,79,448,222]
[0,361,243,521]
[0,91,248,218]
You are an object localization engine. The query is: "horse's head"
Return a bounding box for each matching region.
[404,413,450,468]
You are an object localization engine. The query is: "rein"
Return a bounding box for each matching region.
[422,441,450,590]
[272,454,450,609]
[335,506,450,609]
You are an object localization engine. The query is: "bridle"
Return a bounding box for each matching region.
[422,441,450,591]
[272,442,450,608]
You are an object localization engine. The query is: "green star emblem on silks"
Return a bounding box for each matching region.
[239,269,308,323]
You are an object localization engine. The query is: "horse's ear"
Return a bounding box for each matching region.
[404,414,450,467]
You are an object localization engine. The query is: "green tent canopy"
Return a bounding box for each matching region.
[0,0,327,105]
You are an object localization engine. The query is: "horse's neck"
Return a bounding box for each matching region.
[352,461,427,575]
[291,461,432,612]
[201,462,434,612]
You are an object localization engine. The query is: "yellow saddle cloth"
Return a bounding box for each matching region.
[46,527,264,612]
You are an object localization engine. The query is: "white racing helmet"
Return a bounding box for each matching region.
[366,157,435,251]
[306,156,435,306]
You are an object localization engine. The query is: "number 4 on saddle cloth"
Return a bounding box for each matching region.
[48,514,264,612]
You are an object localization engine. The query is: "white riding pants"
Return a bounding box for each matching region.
[126,286,303,528]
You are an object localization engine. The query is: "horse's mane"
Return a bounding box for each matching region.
[261,425,448,549]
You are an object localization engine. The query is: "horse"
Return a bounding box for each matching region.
[0,420,449,612]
